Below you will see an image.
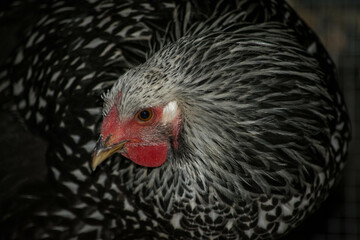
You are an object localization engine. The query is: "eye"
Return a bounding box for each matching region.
[137,109,153,122]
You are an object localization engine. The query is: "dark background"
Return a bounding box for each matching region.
[288,0,360,239]
[0,0,359,239]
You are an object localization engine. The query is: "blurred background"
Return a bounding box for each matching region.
[0,0,359,239]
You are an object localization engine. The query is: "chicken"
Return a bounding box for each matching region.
[0,0,350,239]
[90,23,350,239]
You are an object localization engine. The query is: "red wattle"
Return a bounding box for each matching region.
[126,143,168,167]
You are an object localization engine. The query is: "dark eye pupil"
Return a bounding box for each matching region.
[140,110,150,120]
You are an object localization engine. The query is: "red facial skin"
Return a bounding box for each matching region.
[101,103,180,167]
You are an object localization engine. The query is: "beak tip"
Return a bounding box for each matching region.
[91,151,102,171]
[90,139,128,171]
[91,163,97,171]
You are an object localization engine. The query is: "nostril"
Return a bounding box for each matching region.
[104,135,111,145]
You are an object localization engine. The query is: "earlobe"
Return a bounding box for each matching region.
[162,101,179,123]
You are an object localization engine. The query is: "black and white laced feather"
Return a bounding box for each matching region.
[0,0,350,239]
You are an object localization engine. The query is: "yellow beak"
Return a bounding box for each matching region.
[91,137,128,171]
